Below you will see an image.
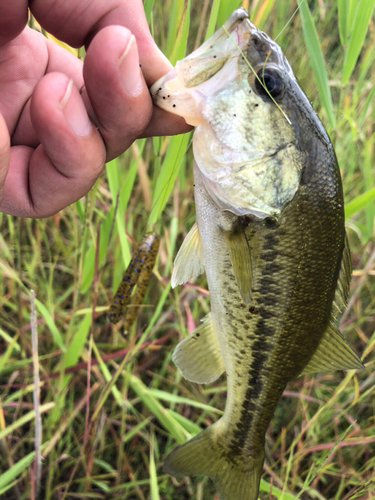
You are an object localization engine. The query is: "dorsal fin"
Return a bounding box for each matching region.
[300,321,364,375]
[171,222,204,288]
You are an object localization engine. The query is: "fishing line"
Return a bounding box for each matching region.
[110,9,292,327]
[115,132,192,246]
[144,0,301,230]
[222,25,292,125]
[108,133,193,328]
[144,4,301,233]
[144,133,193,232]
[274,2,302,41]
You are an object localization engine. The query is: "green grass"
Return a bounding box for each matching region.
[1,0,374,498]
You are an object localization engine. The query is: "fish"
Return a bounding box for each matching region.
[108,232,160,331]
[150,9,363,500]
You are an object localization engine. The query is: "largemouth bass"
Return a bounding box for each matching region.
[151,9,363,500]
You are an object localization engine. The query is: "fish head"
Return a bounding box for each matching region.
[151,9,252,126]
[151,9,327,218]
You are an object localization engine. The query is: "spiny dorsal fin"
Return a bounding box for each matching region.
[171,222,204,288]
[222,225,252,304]
[300,321,364,375]
[172,314,224,384]
[332,232,352,319]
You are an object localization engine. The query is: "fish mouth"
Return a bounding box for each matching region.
[150,8,253,126]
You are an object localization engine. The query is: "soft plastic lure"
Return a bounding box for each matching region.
[108,232,160,331]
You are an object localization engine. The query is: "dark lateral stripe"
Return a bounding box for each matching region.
[263,262,282,273]
[257,295,278,306]
[227,225,281,458]
[262,250,279,261]
[228,302,276,454]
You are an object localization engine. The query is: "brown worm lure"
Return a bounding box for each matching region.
[108,232,160,331]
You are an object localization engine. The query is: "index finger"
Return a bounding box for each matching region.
[0,0,28,45]
[29,0,171,86]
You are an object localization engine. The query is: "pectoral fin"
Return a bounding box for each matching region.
[172,314,224,384]
[222,226,252,304]
[171,222,204,288]
[300,322,364,375]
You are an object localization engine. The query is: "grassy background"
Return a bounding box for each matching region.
[0,0,374,498]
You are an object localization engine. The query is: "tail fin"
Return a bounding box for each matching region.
[163,425,264,500]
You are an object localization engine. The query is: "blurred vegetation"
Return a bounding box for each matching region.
[0,0,374,498]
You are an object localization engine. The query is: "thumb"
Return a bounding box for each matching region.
[0,113,10,204]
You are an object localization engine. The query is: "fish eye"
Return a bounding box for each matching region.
[255,68,284,99]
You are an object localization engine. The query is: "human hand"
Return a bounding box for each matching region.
[0,0,191,218]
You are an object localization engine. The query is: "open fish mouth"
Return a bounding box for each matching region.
[150,9,253,126]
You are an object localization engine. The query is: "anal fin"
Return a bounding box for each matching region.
[300,322,364,375]
[172,314,224,384]
[171,222,204,288]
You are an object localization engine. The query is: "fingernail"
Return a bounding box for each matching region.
[60,79,92,136]
[118,35,143,96]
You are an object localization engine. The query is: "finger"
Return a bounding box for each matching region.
[4,27,84,148]
[142,107,193,138]
[1,73,106,217]
[83,26,152,160]
[0,0,28,46]
[30,0,192,137]
[30,0,170,85]
[0,113,10,203]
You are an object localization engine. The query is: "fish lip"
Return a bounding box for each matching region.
[150,8,253,98]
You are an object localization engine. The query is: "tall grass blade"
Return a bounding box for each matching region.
[0,403,54,440]
[149,434,160,500]
[143,0,155,22]
[252,0,277,28]
[148,133,191,226]
[205,0,221,39]
[167,409,201,435]
[34,298,66,352]
[91,340,125,415]
[147,388,223,414]
[297,0,335,129]
[0,332,20,372]
[337,0,349,45]
[345,188,375,219]
[166,0,191,64]
[106,149,141,268]
[30,290,42,498]
[61,312,91,388]
[259,478,296,499]
[80,205,115,293]
[0,451,35,490]
[129,375,188,444]
[217,0,243,26]
[341,0,375,85]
